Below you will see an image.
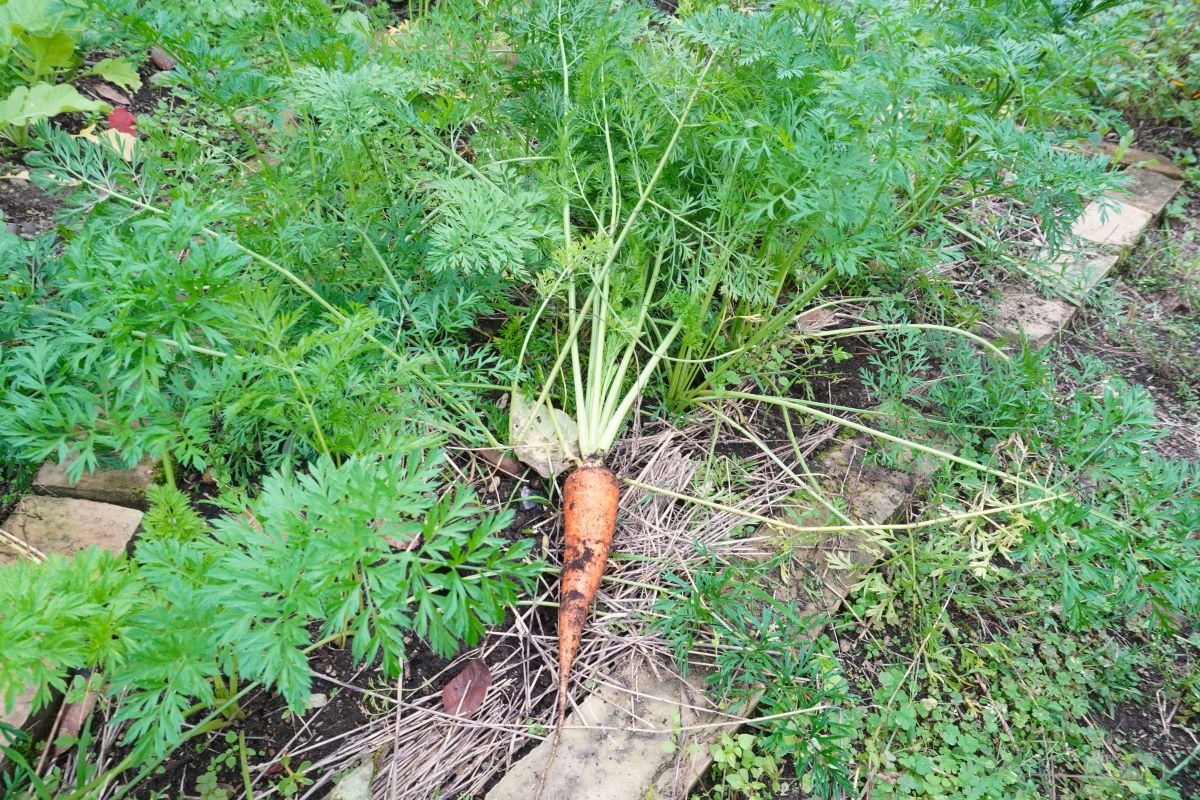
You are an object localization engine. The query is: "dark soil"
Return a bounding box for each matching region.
[799,339,877,412]
[176,469,227,521]
[1099,623,1195,800]
[694,336,877,465]
[0,461,36,522]
[114,643,377,800]
[55,56,180,136]
[1100,654,1200,800]
[1130,122,1200,166]
[73,73,176,120]
[0,160,60,237]
[102,616,542,799]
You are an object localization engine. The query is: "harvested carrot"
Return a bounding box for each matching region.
[556,463,620,726]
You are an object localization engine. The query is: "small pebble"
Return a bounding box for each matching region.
[309,693,329,709]
[518,485,540,511]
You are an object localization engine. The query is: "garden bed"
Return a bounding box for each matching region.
[2,1,1199,799]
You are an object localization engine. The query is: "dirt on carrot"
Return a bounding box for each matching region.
[556,463,620,725]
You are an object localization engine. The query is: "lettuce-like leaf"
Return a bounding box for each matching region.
[86,57,142,91]
[0,82,104,132]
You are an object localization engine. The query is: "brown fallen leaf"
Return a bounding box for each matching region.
[51,674,101,757]
[52,692,98,756]
[477,447,524,477]
[795,307,838,332]
[441,658,492,717]
[149,46,177,70]
[91,83,131,106]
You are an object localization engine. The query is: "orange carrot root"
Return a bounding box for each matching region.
[556,463,620,727]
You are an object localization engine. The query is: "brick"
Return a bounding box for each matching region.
[0,496,142,565]
[34,455,156,509]
[486,659,721,800]
[1081,142,1185,179]
[1118,168,1184,217]
[1049,250,1120,296]
[1072,198,1153,249]
[990,285,1077,349]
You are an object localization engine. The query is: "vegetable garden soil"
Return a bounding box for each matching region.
[798,339,877,412]
[1101,656,1200,800]
[116,614,549,800]
[53,59,179,136]
[0,160,59,237]
[76,59,179,118]
[0,462,34,521]
[704,338,878,463]
[117,642,375,800]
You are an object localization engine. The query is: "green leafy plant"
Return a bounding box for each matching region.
[141,484,207,543]
[1081,0,1200,132]
[654,555,858,796]
[0,83,103,145]
[0,445,541,761]
[272,755,314,798]
[707,733,782,800]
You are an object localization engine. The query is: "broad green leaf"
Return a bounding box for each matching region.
[0,0,58,35]
[0,82,103,129]
[18,29,77,76]
[86,58,142,90]
[335,10,371,38]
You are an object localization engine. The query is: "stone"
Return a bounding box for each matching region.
[1070,141,1185,179]
[990,285,1077,349]
[0,496,142,565]
[1117,168,1184,217]
[52,674,101,756]
[1119,148,1185,179]
[784,436,924,608]
[0,497,138,756]
[1048,250,1120,296]
[33,455,156,509]
[1071,198,1152,250]
[486,659,724,800]
[1,686,40,747]
[330,759,375,800]
[0,683,60,766]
